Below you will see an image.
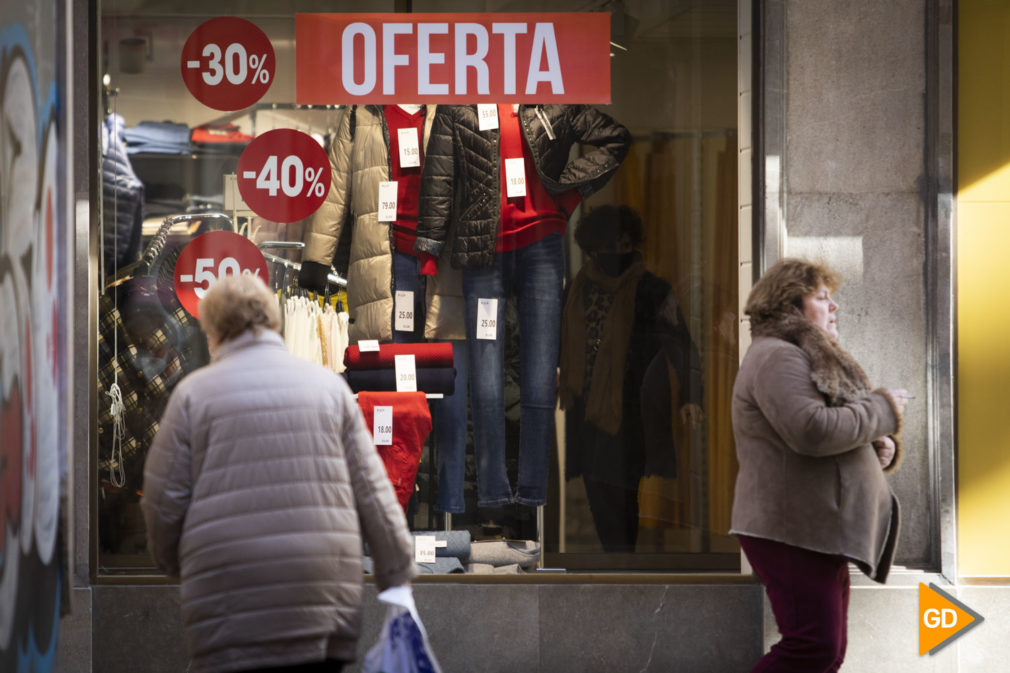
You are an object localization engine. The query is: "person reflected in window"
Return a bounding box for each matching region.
[730,258,907,673]
[560,205,702,553]
[141,274,414,673]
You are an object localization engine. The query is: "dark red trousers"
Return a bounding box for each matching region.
[739,535,850,673]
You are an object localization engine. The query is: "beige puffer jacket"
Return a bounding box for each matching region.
[142,330,415,673]
[301,105,464,342]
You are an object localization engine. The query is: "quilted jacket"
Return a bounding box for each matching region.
[415,104,632,269]
[300,105,465,342]
[142,329,414,673]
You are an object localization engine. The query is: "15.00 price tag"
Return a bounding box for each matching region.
[373,406,393,445]
[477,298,498,340]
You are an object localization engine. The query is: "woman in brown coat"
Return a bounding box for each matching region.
[730,258,908,673]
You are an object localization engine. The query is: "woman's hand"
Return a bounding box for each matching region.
[885,388,910,416]
[680,404,704,429]
[872,436,896,469]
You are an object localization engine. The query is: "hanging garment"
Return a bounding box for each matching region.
[102,114,145,269]
[356,391,433,511]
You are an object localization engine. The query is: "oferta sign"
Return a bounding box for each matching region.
[295,13,611,104]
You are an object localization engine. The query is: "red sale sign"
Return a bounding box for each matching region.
[174,231,269,318]
[237,129,331,223]
[181,17,275,111]
[296,13,611,104]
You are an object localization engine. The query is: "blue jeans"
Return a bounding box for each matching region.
[392,252,469,513]
[462,233,563,507]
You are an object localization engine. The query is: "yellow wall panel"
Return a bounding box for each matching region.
[957,0,1010,577]
[957,203,1010,575]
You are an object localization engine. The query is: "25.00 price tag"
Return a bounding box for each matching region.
[477,298,498,340]
[395,290,414,333]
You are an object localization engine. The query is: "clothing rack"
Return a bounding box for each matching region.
[257,241,347,288]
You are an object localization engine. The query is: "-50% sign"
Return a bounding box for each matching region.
[174,231,269,318]
[181,17,274,111]
[237,129,331,223]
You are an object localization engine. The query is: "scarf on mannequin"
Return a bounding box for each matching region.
[559,253,646,435]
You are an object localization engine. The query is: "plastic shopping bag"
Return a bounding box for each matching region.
[361,586,443,673]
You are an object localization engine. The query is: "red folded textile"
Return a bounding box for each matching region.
[344,342,454,370]
[357,391,432,512]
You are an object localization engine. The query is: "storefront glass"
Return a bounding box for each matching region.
[95,0,740,575]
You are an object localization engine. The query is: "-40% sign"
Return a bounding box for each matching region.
[174,231,269,318]
[181,17,274,111]
[237,129,331,223]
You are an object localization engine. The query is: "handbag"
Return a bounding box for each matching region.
[361,586,443,673]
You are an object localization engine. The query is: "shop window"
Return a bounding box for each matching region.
[96,0,740,575]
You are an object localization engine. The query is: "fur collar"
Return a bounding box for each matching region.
[751,312,871,406]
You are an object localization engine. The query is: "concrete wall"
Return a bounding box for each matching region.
[57,582,763,673]
[778,0,931,569]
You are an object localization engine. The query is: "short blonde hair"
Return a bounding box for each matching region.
[744,257,840,328]
[198,273,280,343]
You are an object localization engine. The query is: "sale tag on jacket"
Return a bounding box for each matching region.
[395,290,414,332]
[505,158,527,198]
[397,127,421,168]
[394,354,418,392]
[477,104,499,130]
[374,406,393,445]
[378,181,398,222]
[477,298,498,340]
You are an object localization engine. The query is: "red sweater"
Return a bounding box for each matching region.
[496,104,580,251]
[383,105,426,256]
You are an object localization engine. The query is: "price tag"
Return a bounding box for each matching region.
[173,231,269,318]
[394,354,417,392]
[415,535,437,564]
[180,17,275,111]
[477,298,498,340]
[504,158,527,198]
[373,406,393,446]
[378,181,398,222]
[358,339,380,352]
[236,129,331,223]
[477,104,499,131]
[397,127,421,168]
[395,290,414,333]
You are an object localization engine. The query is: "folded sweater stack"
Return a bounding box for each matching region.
[343,342,456,395]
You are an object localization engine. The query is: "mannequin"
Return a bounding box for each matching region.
[559,205,703,552]
[299,104,469,516]
[416,104,632,513]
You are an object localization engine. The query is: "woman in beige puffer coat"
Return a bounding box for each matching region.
[142,274,415,673]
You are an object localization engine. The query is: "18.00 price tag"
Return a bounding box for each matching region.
[504,158,527,198]
[394,354,417,392]
[373,406,393,445]
[477,298,498,340]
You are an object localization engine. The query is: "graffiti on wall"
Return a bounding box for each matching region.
[0,22,68,673]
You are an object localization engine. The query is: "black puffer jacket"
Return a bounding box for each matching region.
[416,105,631,268]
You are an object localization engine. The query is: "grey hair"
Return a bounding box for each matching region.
[198,273,280,343]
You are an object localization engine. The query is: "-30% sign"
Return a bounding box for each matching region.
[181,17,274,111]
[173,231,269,318]
[237,128,331,223]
